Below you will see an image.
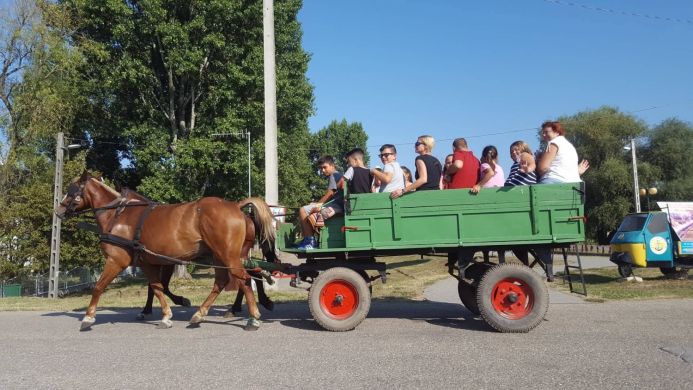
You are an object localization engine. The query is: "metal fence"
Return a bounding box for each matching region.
[1,267,98,298]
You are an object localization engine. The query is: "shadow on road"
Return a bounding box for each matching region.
[40,299,493,332]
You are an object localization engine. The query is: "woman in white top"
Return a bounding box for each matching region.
[537,121,585,183]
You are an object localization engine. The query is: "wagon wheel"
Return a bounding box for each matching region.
[618,263,633,278]
[476,263,549,333]
[308,267,371,332]
[458,279,480,315]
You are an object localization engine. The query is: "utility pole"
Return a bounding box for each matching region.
[48,133,81,298]
[48,132,64,298]
[263,0,278,205]
[629,138,641,213]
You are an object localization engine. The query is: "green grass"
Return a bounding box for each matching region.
[553,267,693,301]
[0,255,453,311]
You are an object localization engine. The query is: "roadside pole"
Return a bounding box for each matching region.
[263,0,278,205]
[48,132,64,298]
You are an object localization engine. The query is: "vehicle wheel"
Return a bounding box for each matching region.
[618,263,633,278]
[309,267,371,332]
[660,267,689,280]
[458,279,480,315]
[477,263,549,333]
[464,262,494,281]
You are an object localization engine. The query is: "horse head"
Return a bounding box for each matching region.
[55,170,118,219]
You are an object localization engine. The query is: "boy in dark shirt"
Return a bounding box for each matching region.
[342,148,373,195]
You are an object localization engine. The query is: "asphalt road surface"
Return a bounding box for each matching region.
[1,296,692,389]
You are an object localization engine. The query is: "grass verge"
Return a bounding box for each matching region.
[553,267,693,301]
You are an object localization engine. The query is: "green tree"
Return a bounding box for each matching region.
[0,0,100,278]
[308,119,369,199]
[552,106,649,243]
[61,0,314,208]
[641,118,693,201]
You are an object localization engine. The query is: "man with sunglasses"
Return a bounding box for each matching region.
[371,144,405,193]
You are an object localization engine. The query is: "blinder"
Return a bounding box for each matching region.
[60,182,85,217]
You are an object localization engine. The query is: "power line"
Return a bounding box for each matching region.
[542,0,693,26]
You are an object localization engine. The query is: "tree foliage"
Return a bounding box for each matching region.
[61,0,314,207]
[307,119,369,199]
[641,118,693,201]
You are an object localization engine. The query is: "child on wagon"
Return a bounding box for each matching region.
[343,148,374,195]
[296,155,344,250]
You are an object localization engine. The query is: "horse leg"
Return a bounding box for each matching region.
[161,264,191,308]
[256,274,274,311]
[137,285,156,320]
[238,277,261,331]
[140,264,173,329]
[225,283,245,318]
[81,258,126,331]
[190,268,228,325]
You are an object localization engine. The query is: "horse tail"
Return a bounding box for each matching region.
[238,197,276,245]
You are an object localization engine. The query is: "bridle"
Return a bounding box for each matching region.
[59,181,87,217]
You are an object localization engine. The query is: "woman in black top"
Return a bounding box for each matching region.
[391,135,442,198]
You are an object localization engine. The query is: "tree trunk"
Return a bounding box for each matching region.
[173,264,192,280]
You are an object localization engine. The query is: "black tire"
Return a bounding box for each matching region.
[308,267,371,332]
[618,263,633,278]
[660,267,689,280]
[477,263,549,333]
[660,266,677,275]
[464,262,494,281]
[458,280,480,315]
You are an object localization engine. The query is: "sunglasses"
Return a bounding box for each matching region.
[415,141,423,147]
[379,152,394,158]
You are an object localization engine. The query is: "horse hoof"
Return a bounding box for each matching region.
[80,316,95,331]
[223,310,237,319]
[180,298,191,307]
[189,312,204,325]
[157,318,173,329]
[244,317,260,331]
[136,313,147,321]
[261,300,275,311]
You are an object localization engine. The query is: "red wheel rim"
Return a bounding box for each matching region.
[320,279,359,319]
[490,277,534,320]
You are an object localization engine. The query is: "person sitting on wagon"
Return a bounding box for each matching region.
[505,140,538,186]
[401,166,413,187]
[296,155,344,250]
[343,148,374,195]
[536,121,589,183]
[371,144,405,193]
[446,137,480,190]
[471,145,505,193]
[441,153,454,189]
[391,135,442,198]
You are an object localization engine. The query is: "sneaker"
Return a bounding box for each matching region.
[297,236,317,250]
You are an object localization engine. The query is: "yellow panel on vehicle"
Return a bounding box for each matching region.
[612,243,647,267]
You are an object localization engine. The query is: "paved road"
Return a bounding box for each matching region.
[1,296,692,389]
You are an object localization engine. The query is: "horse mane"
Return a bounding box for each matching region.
[90,177,121,197]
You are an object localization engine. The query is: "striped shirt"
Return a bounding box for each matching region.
[504,162,537,186]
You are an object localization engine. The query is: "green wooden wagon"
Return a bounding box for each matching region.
[278,183,586,333]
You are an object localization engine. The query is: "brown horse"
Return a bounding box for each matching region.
[55,171,276,331]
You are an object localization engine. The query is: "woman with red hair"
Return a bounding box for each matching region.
[537,121,585,183]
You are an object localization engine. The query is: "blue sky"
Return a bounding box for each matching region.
[298,0,693,173]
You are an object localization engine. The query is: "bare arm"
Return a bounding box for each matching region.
[471,165,494,194]
[391,159,427,198]
[447,159,463,174]
[537,143,558,176]
[371,167,393,184]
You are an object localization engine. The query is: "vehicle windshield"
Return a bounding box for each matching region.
[617,214,647,232]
